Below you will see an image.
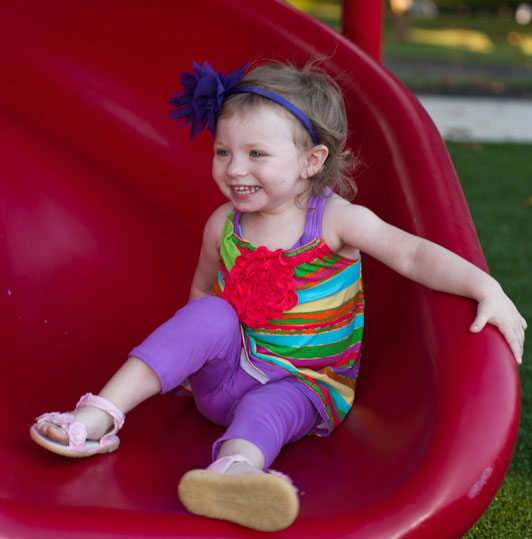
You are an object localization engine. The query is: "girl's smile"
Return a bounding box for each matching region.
[231,185,262,197]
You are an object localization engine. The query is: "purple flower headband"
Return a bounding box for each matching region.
[169,61,320,145]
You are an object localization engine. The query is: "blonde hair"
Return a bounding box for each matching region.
[220,61,357,200]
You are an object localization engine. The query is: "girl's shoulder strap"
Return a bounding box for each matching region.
[232,209,242,235]
[232,209,240,225]
[297,187,332,246]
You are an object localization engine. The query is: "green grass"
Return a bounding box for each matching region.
[287,0,342,31]
[287,1,532,94]
[446,142,532,538]
[288,1,532,67]
[383,12,532,67]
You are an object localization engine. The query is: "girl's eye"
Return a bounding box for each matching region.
[250,151,264,158]
[216,149,229,157]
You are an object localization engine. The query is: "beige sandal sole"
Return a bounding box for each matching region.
[178,469,299,532]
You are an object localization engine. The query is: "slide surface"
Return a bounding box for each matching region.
[0,1,520,537]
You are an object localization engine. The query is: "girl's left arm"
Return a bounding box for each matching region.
[336,204,527,364]
[189,203,232,299]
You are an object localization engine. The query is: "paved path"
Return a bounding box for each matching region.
[385,59,532,92]
[416,95,532,142]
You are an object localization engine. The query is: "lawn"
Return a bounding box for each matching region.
[287,0,532,64]
[287,1,532,93]
[383,11,532,66]
[447,142,532,537]
[382,10,532,94]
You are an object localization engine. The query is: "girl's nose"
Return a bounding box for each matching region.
[227,155,247,177]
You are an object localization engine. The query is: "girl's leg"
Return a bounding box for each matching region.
[217,438,265,472]
[40,296,243,445]
[130,296,242,396]
[214,378,320,470]
[178,379,320,531]
[40,356,161,443]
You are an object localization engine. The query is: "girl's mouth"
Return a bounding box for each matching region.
[231,185,261,195]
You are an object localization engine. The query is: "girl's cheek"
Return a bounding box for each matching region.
[212,162,224,178]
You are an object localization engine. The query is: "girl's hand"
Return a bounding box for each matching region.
[470,290,527,365]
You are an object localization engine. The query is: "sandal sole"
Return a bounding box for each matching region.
[30,424,120,458]
[178,469,299,532]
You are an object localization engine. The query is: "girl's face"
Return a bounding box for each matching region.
[212,105,311,215]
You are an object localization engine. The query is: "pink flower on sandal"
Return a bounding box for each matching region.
[222,246,298,328]
[67,421,88,447]
[36,411,87,448]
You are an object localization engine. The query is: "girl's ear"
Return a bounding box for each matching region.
[302,145,329,179]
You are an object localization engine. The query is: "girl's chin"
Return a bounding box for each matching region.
[230,190,263,210]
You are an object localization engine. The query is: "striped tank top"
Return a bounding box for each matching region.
[212,188,364,436]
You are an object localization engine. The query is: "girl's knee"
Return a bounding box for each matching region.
[185,296,239,335]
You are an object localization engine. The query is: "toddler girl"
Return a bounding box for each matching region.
[30,60,526,532]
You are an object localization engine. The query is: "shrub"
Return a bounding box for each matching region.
[433,0,522,12]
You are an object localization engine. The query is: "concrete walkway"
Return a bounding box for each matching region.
[416,95,532,142]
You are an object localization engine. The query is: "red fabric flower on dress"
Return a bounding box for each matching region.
[222,246,298,328]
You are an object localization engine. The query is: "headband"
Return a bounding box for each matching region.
[169,61,320,145]
[226,86,320,145]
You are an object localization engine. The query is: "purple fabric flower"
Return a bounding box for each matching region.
[169,61,248,138]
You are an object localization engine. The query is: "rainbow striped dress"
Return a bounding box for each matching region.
[212,188,364,436]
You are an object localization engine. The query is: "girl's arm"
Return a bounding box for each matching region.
[334,203,527,364]
[189,203,232,299]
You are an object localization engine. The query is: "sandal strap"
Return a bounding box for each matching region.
[76,393,125,436]
[35,411,89,449]
[206,455,299,493]
[207,454,254,474]
[267,469,298,492]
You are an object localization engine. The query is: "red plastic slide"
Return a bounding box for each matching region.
[0,1,520,537]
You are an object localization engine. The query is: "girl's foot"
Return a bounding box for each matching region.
[178,455,299,532]
[30,393,125,458]
[37,405,114,444]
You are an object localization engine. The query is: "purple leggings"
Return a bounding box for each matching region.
[129,296,320,469]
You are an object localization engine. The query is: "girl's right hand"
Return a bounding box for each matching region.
[469,288,527,365]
